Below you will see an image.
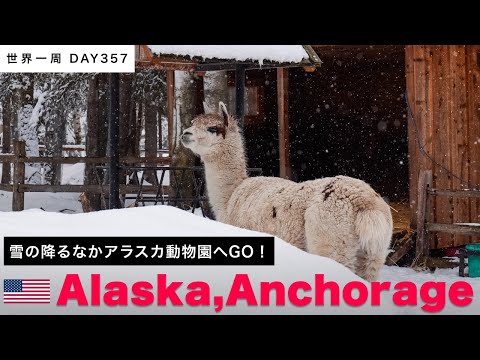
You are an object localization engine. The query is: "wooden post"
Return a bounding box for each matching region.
[405,45,417,228]
[277,67,291,179]
[415,169,432,265]
[108,73,121,210]
[1,95,12,184]
[12,140,25,211]
[235,65,246,129]
[167,70,175,157]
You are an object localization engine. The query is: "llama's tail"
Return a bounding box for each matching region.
[355,207,392,255]
[354,200,393,281]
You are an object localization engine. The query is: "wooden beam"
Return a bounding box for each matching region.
[312,45,405,59]
[424,256,459,269]
[426,223,480,237]
[195,61,315,72]
[0,154,15,161]
[135,61,196,72]
[277,68,291,179]
[167,70,175,157]
[1,95,12,184]
[140,45,153,61]
[303,66,317,73]
[235,65,246,129]
[428,189,480,198]
[386,236,414,265]
[0,156,171,165]
[467,46,480,236]
[415,169,432,265]
[108,72,121,209]
[14,184,170,194]
[449,45,470,247]
[405,45,418,228]
[12,140,25,211]
[0,184,11,191]
[302,45,322,66]
[433,46,454,248]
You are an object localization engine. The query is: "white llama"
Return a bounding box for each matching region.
[181,102,393,281]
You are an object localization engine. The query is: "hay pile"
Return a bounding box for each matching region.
[390,200,413,234]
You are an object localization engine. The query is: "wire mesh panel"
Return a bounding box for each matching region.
[97,165,262,219]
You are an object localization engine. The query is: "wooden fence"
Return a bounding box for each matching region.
[0,140,171,211]
[415,169,480,266]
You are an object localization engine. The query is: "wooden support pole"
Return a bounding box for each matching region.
[108,73,121,210]
[167,70,175,157]
[235,65,246,129]
[1,95,12,184]
[12,140,25,211]
[415,169,433,265]
[277,67,291,179]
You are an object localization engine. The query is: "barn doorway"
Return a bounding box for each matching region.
[288,45,408,203]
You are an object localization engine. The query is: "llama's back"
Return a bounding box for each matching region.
[303,175,393,281]
[223,174,393,281]
[224,176,318,250]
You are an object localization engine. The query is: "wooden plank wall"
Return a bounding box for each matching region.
[467,46,480,231]
[406,45,480,248]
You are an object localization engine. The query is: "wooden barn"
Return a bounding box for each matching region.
[136,45,480,262]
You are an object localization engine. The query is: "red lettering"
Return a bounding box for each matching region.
[214,296,224,313]
[420,282,445,313]
[57,274,88,306]
[315,274,340,306]
[260,281,285,306]
[132,281,154,306]
[288,281,312,306]
[392,281,417,306]
[449,281,473,307]
[226,274,257,306]
[104,281,128,306]
[91,274,100,306]
[186,281,210,306]
[343,281,368,306]
[371,281,391,306]
[157,274,183,306]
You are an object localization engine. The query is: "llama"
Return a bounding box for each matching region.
[181,102,393,281]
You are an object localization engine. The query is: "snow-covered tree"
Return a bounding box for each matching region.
[203,71,229,113]
[0,73,89,185]
[37,73,89,184]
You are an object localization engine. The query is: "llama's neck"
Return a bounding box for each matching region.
[202,138,248,221]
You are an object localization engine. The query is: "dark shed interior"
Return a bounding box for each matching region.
[225,46,408,201]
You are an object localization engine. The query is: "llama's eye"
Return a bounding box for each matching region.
[207,126,218,134]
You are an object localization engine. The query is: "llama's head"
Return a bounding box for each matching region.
[181,102,241,158]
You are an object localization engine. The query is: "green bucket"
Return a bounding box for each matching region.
[466,244,480,277]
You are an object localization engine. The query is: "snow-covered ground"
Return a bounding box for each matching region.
[1,163,480,314]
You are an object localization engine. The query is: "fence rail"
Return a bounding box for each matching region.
[1,143,169,156]
[0,140,173,211]
[0,155,171,164]
[415,169,480,266]
[0,184,170,193]
[0,140,262,217]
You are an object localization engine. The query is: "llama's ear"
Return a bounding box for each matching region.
[219,101,229,126]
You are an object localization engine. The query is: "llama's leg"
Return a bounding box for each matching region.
[304,203,360,277]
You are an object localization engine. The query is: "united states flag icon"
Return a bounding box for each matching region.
[3,279,50,304]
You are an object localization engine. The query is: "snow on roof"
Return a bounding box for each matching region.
[148,45,309,65]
